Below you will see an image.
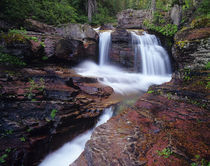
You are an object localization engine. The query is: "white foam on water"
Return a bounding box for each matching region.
[76,31,172,95]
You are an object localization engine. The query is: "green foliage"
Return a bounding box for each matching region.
[91,6,117,25]
[0,129,13,138]
[143,20,178,37]
[0,52,26,67]
[153,11,166,24]
[50,109,58,119]
[157,147,173,158]
[0,0,78,25]
[191,154,210,166]
[205,62,210,70]
[42,56,48,61]
[5,148,11,153]
[196,0,210,17]
[183,68,192,82]
[147,90,154,94]
[7,28,46,47]
[26,78,45,100]
[0,154,8,163]
[30,0,78,25]
[20,137,26,142]
[190,16,210,29]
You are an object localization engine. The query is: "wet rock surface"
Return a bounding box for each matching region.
[71,26,210,166]
[71,89,209,166]
[110,28,134,70]
[0,65,114,166]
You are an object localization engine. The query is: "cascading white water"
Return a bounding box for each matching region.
[76,31,172,94]
[39,107,113,166]
[39,31,172,166]
[131,32,171,75]
[99,31,111,65]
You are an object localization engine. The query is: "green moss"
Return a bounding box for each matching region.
[157,147,173,158]
[147,90,154,94]
[190,16,210,29]
[25,78,45,100]
[205,62,210,70]
[0,52,26,67]
[50,109,57,119]
[176,40,189,48]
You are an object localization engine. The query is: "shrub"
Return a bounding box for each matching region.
[143,20,178,37]
[0,0,79,25]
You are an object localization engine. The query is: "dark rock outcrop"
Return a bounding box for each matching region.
[0,20,99,66]
[173,27,210,70]
[117,9,152,29]
[0,65,114,166]
[99,24,115,30]
[110,28,134,70]
[25,19,56,34]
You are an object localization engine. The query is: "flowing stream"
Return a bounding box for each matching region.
[39,107,113,166]
[39,30,172,166]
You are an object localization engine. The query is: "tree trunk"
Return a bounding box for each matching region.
[87,0,97,22]
[151,0,156,15]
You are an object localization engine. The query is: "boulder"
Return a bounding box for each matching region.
[117,9,152,29]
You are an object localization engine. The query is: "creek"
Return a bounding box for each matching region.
[39,30,172,166]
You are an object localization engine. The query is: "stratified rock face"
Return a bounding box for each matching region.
[25,19,56,34]
[0,65,114,166]
[110,28,135,70]
[56,24,98,42]
[117,9,151,29]
[173,27,210,70]
[0,20,99,65]
[99,24,114,30]
[71,93,209,166]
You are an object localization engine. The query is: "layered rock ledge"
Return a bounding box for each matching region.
[0,65,114,166]
[71,90,209,166]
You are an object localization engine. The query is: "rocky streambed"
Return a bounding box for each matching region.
[0,9,209,166]
[0,65,117,166]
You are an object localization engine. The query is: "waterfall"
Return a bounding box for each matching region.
[131,32,171,75]
[76,30,172,94]
[99,31,111,65]
[39,107,113,166]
